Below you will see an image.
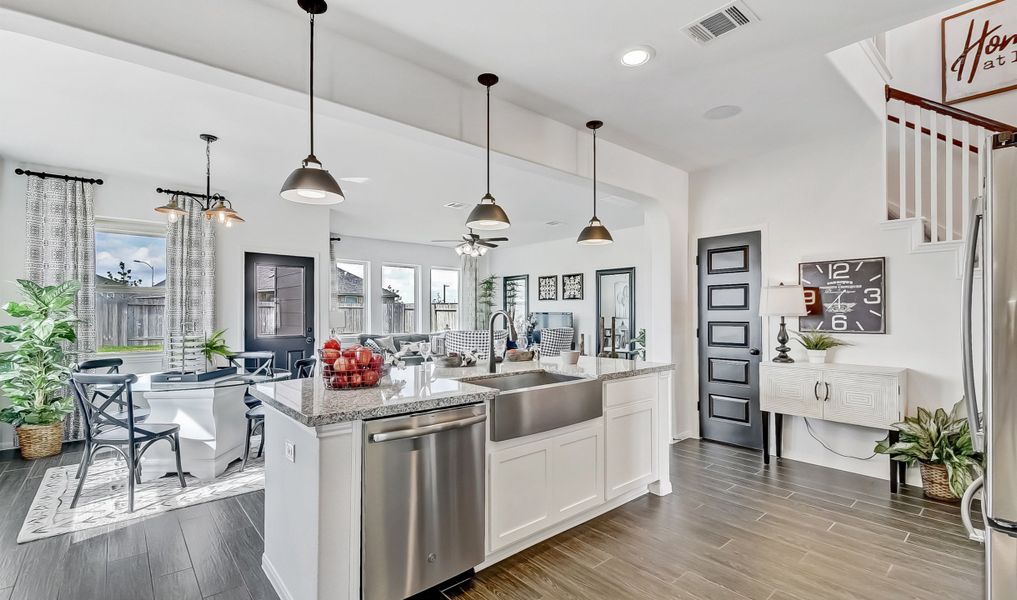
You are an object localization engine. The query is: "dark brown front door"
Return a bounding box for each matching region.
[697,231,762,449]
[244,252,315,373]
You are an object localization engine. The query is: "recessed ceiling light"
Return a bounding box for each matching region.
[703,105,742,120]
[443,202,466,209]
[339,177,370,184]
[620,46,655,67]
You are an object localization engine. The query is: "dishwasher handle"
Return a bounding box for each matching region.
[369,414,487,443]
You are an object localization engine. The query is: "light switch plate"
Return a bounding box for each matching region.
[284,441,295,462]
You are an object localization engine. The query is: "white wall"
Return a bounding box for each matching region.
[0,156,332,449]
[328,234,472,335]
[688,125,963,480]
[886,0,1017,125]
[486,226,652,356]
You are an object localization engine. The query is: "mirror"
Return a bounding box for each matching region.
[596,267,635,356]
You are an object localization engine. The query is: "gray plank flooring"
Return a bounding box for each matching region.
[0,439,983,600]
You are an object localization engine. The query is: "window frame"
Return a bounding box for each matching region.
[429,266,461,332]
[332,258,371,336]
[380,263,421,334]
[93,217,168,358]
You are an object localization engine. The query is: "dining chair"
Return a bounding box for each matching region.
[294,356,317,378]
[227,351,277,408]
[69,372,186,513]
[536,327,574,357]
[240,356,315,472]
[72,358,150,478]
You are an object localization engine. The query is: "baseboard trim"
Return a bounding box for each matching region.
[263,553,296,600]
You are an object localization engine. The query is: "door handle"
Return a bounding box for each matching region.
[749,348,760,356]
[814,381,820,401]
[306,337,315,344]
[369,414,487,443]
[961,195,984,452]
[824,382,831,402]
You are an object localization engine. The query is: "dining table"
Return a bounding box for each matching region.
[129,369,291,480]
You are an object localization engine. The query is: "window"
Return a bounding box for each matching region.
[332,260,368,334]
[381,264,418,334]
[95,229,166,353]
[256,264,305,337]
[503,275,529,340]
[430,268,460,331]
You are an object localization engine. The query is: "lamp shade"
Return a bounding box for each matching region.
[280,162,345,205]
[577,217,614,245]
[759,284,808,317]
[465,196,510,230]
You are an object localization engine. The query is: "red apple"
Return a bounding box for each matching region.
[369,355,384,369]
[362,369,379,386]
[323,338,341,351]
[334,356,356,372]
[349,372,363,387]
[330,375,344,389]
[321,348,340,363]
[355,347,373,366]
[342,346,360,360]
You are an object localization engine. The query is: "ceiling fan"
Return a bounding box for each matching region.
[432,229,508,256]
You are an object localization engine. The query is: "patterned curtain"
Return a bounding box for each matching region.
[165,198,215,339]
[460,255,478,330]
[24,175,96,441]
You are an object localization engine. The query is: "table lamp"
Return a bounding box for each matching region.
[759,283,808,363]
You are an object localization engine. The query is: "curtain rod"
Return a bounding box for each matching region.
[15,168,104,185]
[155,187,227,202]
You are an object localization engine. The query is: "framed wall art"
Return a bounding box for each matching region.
[537,275,558,300]
[798,257,885,334]
[562,273,584,300]
[942,0,1017,104]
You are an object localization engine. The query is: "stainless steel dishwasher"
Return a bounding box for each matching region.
[362,404,486,600]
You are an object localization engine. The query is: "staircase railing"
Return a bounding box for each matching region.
[884,85,1016,243]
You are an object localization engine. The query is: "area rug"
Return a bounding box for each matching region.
[18,446,264,543]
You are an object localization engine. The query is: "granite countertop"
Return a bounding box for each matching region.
[250,356,674,427]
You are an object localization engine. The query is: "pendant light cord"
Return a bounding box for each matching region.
[309,12,316,160]
[592,128,597,218]
[205,136,211,203]
[485,82,491,196]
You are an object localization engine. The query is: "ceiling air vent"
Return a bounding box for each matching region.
[683,1,759,45]
[443,202,465,209]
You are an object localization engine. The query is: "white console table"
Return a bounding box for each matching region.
[759,361,908,492]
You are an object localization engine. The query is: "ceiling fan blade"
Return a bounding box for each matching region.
[431,239,462,243]
[462,234,474,242]
[483,237,509,242]
[477,241,497,248]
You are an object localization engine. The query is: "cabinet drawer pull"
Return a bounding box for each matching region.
[814,381,820,401]
[824,382,831,402]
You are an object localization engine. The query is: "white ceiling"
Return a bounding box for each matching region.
[0,31,644,248]
[256,0,964,170]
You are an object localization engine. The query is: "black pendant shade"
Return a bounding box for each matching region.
[466,73,510,231]
[281,0,345,205]
[577,120,613,245]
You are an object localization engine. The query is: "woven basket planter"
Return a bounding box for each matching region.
[919,462,958,502]
[16,422,64,460]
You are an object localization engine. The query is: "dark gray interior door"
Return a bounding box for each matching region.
[244,252,315,372]
[697,232,762,449]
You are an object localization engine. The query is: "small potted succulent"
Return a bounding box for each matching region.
[0,280,80,459]
[875,402,983,501]
[793,331,849,364]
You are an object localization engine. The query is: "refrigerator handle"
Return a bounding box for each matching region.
[961,476,986,543]
[961,194,984,453]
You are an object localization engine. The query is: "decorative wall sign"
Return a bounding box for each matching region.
[538,275,558,300]
[562,273,584,300]
[942,0,1017,104]
[798,257,885,334]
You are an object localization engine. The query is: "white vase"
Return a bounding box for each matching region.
[806,350,828,364]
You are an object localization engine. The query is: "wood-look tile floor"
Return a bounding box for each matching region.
[0,439,983,600]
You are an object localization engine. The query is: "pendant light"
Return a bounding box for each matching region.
[154,195,187,223]
[280,0,345,205]
[577,120,614,245]
[465,73,511,231]
[154,133,244,227]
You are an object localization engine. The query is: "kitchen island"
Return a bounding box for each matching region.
[251,356,674,600]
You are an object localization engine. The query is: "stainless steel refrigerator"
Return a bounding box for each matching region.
[962,131,1017,599]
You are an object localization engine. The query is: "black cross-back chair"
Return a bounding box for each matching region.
[72,358,151,477]
[227,351,278,408]
[69,372,186,513]
[241,356,316,472]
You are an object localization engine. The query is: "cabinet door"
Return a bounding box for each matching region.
[551,423,604,521]
[760,365,822,418]
[489,438,552,551]
[605,399,657,500]
[821,371,899,429]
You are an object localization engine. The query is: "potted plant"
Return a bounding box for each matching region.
[477,274,497,326]
[793,331,849,363]
[201,329,233,370]
[874,402,983,501]
[0,279,80,459]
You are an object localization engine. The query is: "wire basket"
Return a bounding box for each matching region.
[318,348,386,390]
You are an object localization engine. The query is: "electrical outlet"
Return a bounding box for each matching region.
[284,441,296,463]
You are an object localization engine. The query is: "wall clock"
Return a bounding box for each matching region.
[538,275,557,300]
[798,257,885,334]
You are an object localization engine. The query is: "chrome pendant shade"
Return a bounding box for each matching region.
[466,73,510,231]
[577,120,613,245]
[281,0,345,205]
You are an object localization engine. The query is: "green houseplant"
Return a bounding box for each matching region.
[0,279,80,459]
[477,274,497,327]
[201,329,233,368]
[874,402,983,500]
[793,331,849,364]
